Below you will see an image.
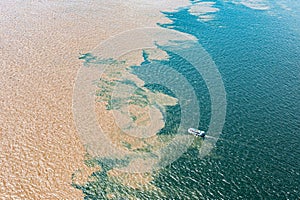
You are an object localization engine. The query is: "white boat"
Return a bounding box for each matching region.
[188,128,206,138]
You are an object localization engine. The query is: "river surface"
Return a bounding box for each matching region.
[1,1,299,199]
[153,1,300,199]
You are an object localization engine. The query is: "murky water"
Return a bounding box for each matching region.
[1,0,299,199]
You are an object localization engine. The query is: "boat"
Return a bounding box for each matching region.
[188,128,206,138]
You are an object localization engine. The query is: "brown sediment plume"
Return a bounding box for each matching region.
[0,0,189,199]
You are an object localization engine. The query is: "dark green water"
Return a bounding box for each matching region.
[75,1,300,199]
[154,1,300,199]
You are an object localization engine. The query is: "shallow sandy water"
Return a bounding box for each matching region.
[0,0,190,199]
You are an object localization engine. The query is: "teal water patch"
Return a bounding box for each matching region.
[141,50,151,65]
[154,1,300,199]
[79,53,124,67]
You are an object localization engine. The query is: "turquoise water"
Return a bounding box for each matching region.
[75,1,300,199]
[154,1,300,199]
